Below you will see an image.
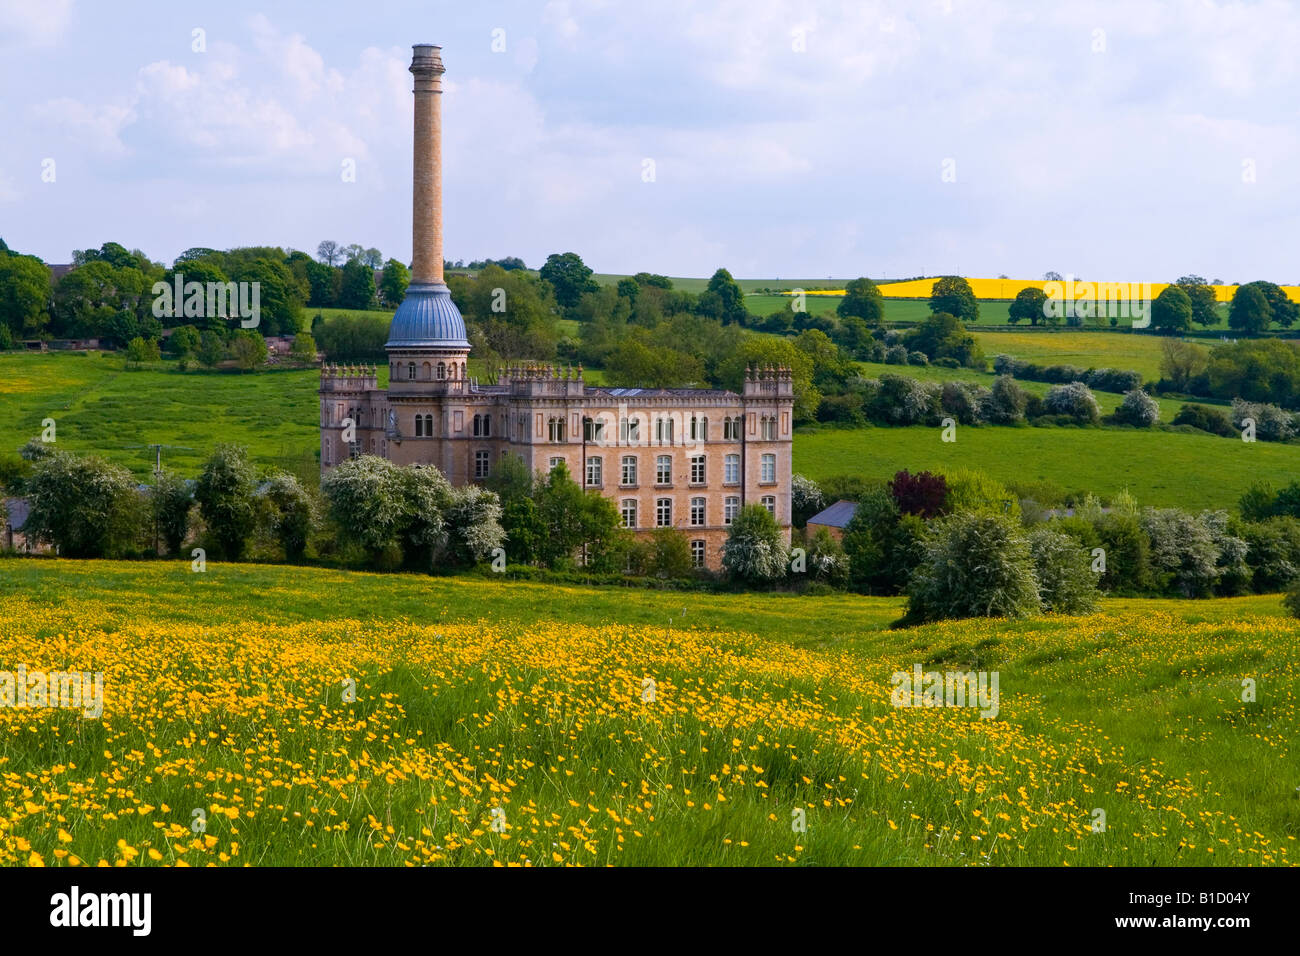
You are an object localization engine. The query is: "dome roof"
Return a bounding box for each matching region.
[385,283,470,349]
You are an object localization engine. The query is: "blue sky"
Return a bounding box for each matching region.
[1,0,1298,282]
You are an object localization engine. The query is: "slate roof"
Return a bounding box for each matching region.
[806,499,858,529]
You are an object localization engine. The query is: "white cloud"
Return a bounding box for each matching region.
[0,0,73,47]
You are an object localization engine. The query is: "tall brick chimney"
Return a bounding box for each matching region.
[409,43,445,285]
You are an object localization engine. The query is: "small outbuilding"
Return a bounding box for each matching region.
[805,499,858,541]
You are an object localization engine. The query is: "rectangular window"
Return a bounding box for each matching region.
[621,455,637,486]
[656,455,672,485]
[724,496,740,526]
[586,455,603,487]
[761,495,776,517]
[475,450,490,479]
[549,456,564,471]
[691,539,705,569]
[584,418,605,442]
[690,454,706,485]
[621,499,637,529]
[724,454,740,484]
[620,416,640,444]
[761,453,776,483]
[656,417,674,443]
[656,497,672,528]
[690,496,705,527]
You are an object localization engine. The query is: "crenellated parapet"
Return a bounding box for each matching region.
[497,363,586,398]
[320,364,379,392]
[742,364,794,398]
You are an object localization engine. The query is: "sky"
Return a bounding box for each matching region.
[1,0,1298,282]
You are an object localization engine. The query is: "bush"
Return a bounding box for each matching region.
[939,381,990,425]
[945,467,1020,520]
[907,350,929,366]
[1172,403,1234,437]
[149,469,192,556]
[884,344,909,365]
[888,469,948,518]
[1140,508,1221,597]
[870,373,937,426]
[1112,388,1160,427]
[791,473,825,528]
[263,471,315,560]
[933,356,961,369]
[1231,398,1295,442]
[1043,381,1101,423]
[643,528,694,578]
[985,374,1028,424]
[721,504,788,585]
[905,512,1041,623]
[1094,512,1153,593]
[25,450,141,557]
[803,526,849,587]
[1028,527,1099,614]
[444,484,506,566]
[194,444,259,560]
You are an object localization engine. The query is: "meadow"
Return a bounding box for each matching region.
[794,422,1294,510]
[0,559,1293,867]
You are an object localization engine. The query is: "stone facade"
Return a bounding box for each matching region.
[320,362,794,570]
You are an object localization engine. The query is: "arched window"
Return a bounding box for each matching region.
[548,416,566,442]
[437,362,446,380]
[424,414,434,435]
[415,415,424,438]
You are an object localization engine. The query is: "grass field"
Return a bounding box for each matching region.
[794,423,1295,509]
[0,352,322,480]
[0,559,1294,866]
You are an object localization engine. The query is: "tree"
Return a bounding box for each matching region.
[722,504,788,585]
[534,462,587,567]
[168,325,201,357]
[305,260,339,307]
[398,464,454,568]
[1159,338,1207,392]
[1007,287,1048,326]
[1043,381,1101,423]
[379,258,410,306]
[716,337,819,422]
[231,329,268,370]
[290,332,317,364]
[804,526,849,587]
[888,469,949,518]
[1028,527,1099,614]
[194,444,259,559]
[1112,388,1160,427]
[321,456,414,563]
[944,467,1020,519]
[338,257,376,310]
[906,512,1040,623]
[696,268,749,326]
[1175,276,1219,327]
[124,336,161,364]
[791,474,825,528]
[148,469,192,555]
[444,484,505,566]
[1228,283,1271,334]
[25,450,141,557]
[197,330,226,368]
[539,252,597,310]
[928,276,979,322]
[1044,271,1063,282]
[1150,285,1193,333]
[986,374,1028,424]
[263,471,315,560]
[448,265,560,362]
[1140,508,1221,597]
[837,277,884,326]
[0,252,52,339]
[1240,281,1298,329]
[643,528,693,577]
[906,311,984,368]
